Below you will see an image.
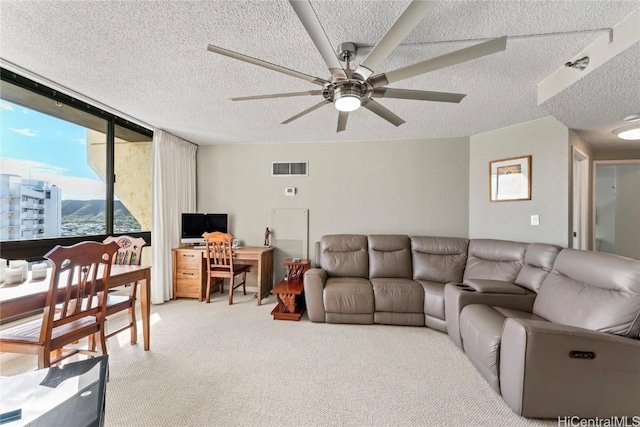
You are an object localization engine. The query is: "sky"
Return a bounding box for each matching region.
[0,99,106,200]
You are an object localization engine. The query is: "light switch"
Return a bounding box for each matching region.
[530,215,540,226]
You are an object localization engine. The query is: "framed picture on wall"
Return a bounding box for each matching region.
[489,155,531,202]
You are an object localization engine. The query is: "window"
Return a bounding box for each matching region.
[0,68,152,260]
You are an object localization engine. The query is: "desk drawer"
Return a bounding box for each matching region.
[175,252,202,268]
[176,277,201,291]
[175,269,200,281]
[175,276,203,299]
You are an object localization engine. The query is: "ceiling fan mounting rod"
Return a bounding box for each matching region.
[338,42,358,62]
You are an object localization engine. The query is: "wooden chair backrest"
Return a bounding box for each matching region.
[42,241,120,343]
[103,235,147,266]
[203,232,236,273]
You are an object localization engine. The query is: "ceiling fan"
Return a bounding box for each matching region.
[207,0,507,132]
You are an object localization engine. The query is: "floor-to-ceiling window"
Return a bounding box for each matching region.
[0,68,152,261]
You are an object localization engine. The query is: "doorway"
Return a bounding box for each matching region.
[593,160,640,259]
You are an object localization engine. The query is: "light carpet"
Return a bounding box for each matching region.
[0,293,557,426]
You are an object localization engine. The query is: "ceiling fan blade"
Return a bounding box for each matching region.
[373,88,466,103]
[289,0,347,81]
[281,100,331,125]
[207,44,328,86]
[362,100,406,127]
[231,90,323,101]
[337,111,349,132]
[374,36,508,87]
[354,1,435,80]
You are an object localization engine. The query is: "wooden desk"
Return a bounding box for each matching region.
[0,265,152,351]
[172,246,274,306]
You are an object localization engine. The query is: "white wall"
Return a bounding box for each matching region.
[469,117,570,246]
[197,137,470,261]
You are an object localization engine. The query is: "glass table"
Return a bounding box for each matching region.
[0,356,108,426]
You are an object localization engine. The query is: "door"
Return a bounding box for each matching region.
[572,148,589,249]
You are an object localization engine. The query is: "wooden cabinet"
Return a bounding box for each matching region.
[172,248,206,300]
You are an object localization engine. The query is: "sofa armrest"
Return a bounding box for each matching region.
[500,318,640,419]
[304,268,328,323]
[444,283,536,348]
[463,279,527,294]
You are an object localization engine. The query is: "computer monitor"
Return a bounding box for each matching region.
[180,213,228,245]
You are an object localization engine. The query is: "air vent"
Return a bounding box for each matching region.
[272,161,308,177]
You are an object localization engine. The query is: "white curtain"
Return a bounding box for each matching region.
[152,130,197,304]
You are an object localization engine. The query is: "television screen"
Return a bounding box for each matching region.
[181,213,228,243]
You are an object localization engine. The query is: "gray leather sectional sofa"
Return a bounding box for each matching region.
[303,234,640,419]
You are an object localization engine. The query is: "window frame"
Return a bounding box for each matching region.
[0,68,152,261]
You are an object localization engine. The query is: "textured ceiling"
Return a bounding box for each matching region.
[0,0,639,148]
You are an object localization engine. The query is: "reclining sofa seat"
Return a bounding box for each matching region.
[459,249,640,418]
[445,240,561,347]
[305,234,373,324]
[369,235,424,326]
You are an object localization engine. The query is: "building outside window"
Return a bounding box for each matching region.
[0,69,152,260]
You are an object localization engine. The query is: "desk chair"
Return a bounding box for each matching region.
[203,232,250,304]
[0,241,120,369]
[101,235,147,345]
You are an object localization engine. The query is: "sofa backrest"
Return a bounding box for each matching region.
[319,234,369,278]
[411,236,469,283]
[533,249,640,338]
[368,235,412,279]
[514,243,561,293]
[463,239,527,283]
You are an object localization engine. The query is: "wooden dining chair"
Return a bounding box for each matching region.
[101,235,147,345]
[203,232,250,304]
[0,241,120,369]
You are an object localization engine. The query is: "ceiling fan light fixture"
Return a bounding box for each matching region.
[333,85,362,112]
[335,95,361,112]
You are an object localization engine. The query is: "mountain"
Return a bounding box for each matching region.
[62,200,133,218]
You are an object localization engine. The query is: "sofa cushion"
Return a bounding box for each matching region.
[463,239,527,283]
[368,235,412,279]
[411,236,468,283]
[320,235,369,279]
[323,277,374,315]
[371,278,424,313]
[533,249,640,337]
[515,243,561,293]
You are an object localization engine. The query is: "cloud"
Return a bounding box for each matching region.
[9,128,38,137]
[0,101,14,111]
[72,138,87,145]
[0,157,105,200]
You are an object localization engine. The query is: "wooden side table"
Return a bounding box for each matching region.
[270,258,310,321]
